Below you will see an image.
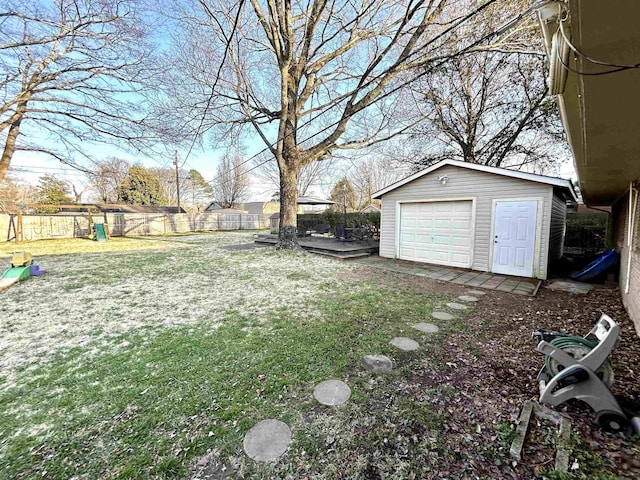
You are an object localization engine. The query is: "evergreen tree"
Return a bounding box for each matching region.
[329,177,358,213]
[36,175,73,205]
[117,165,167,206]
[184,169,213,212]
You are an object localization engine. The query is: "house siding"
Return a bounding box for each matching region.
[612,189,640,334]
[549,189,567,264]
[379,165,553,279]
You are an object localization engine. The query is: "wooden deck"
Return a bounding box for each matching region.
[254,234,379,259]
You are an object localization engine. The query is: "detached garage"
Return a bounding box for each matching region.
[372,160,577,279]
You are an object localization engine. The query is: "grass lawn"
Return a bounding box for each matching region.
[3,232,634,479]
[0,236,187,258]
[0,232,461,479]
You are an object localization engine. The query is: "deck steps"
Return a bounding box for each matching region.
[254,234,378,259]
[306,249,371,260]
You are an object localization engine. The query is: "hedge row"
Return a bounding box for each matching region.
[297,211,380,231]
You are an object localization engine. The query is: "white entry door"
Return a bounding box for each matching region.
[492,201,537,277]
[399,201,473,268]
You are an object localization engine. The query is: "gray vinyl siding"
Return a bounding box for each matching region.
[379,165,553,279]
[548,190,567,263]
[612,191,640,334]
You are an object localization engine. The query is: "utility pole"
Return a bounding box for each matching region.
[174,151,181,211]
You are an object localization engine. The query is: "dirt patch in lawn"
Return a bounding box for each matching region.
[340,266,640,479]
[413,282,640,478]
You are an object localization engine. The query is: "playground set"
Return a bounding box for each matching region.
[0,251,45,293]
[6,204,109,243]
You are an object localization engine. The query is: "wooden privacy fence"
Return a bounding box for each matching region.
[1,212,270,242]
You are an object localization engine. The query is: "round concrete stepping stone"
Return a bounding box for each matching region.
[467,290,486,296]
[243,419,291,462]
[458,295,479,302]
[313,380,351,406]
[412,323,439,333]
[390,337,420,351]
[361,354,393,372]
[446,302,469,310]
[431,311,454,321]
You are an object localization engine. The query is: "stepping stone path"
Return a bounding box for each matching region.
[244,287,485,466]
[412,323,439,333]
[313,380,351,406]
[362,354,393,372]
[431,311,454,321]
[457,295,478,302]
[446,302,469,310]
[390,337,420,351]
[243,419,291,462]
[467,290,486,296]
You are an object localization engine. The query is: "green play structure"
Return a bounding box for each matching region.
[0,251,45,293]
[1,265,31,281]
[93,223,108,242]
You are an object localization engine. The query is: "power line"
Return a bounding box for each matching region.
[203,0,508,186]
[181,0,247,168]
[557,15,640,75]
[9,167,88,177]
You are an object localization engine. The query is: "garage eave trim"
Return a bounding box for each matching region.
[372,159,577,201]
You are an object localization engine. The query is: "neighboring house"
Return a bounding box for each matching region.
[206,201,304,214]
[361,204,381,214]
[203,206,248,214]
[297,196,333,213]
[372,159,577,280]
[534,1,640,332]
[57,204,186,214]
[241,201,281,215]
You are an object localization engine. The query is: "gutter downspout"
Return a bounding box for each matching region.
[625,182,638,294]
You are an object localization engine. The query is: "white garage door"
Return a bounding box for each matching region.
[399,201,473,268]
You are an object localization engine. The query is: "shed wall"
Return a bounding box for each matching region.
[549,190,567,263]
[379,165,553,278]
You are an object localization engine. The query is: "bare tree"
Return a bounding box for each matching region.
[150,167,181,206]
[164,0,527,248]
[401,51,566,173]
[71,183,89,203]
[0,0,156,181]
[0,175,38,213]
[211,152,250,209]
[350,157,406,207]
[256,156,335,197]
[394,0,567,174]
[86,157,131,203]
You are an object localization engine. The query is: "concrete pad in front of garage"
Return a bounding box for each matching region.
[451,272,479,284]
[354,257,541,296]
[544,279,593,295]
[466,274,493,287]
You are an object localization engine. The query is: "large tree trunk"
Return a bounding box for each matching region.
[0,112,25,182]
[277,160,301,250]
[0,97,30,182]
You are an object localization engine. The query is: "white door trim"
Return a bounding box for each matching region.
[395,197,477,268]
[489,198,544,278]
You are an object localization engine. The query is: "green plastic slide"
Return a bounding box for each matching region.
[1,266,31,281]
[94,223,107,242]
